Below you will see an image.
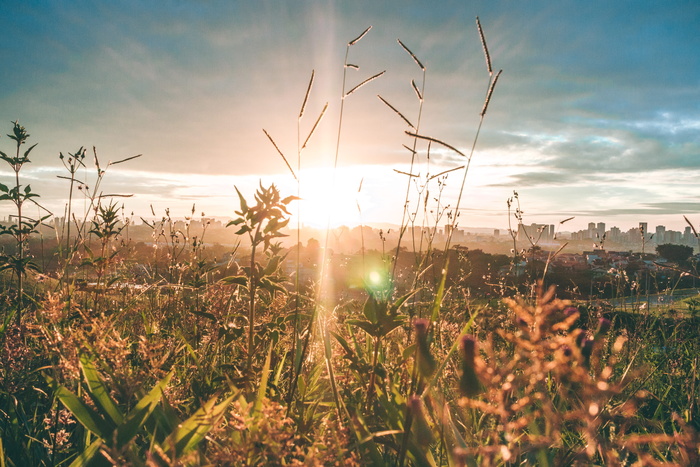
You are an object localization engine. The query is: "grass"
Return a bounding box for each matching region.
[1,18,699,466]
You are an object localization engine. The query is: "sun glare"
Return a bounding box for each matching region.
[368,270,382,285]
[293,166,368,228]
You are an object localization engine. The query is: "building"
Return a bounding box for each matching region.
[655,225,666,244]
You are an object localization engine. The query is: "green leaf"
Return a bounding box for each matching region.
[23,142,38,158]
[80,354,124,426]
[379,315,406,337]
[331,331,354,356]
[234,225,252,235]
[259,276,287,294]
[164,393,235,457]
[68,439,109,467]
[263,217,278,234]
[220,275,248,286]
[234,186,248,214]
[362,295,379,323]
[347,319,378,338]
[262,255,282,276]
[226,218,244,226]
[253,343,273,418]
[115,371,173,448]
[391,288,420,315]
[431,258,449,323]
[52,384,110,438]
[402,342,417,362]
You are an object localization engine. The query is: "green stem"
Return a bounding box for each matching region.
[15,143,23,327]
[366,338,381,404]
[246,224,262,374]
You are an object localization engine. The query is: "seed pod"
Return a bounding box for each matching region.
[581,338,594,367]
[595,317,612,339]
[408,395,435,447]
[414,319,436,377]
[459,335,481,397]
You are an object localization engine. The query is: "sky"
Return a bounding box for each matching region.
[1,0,699,233]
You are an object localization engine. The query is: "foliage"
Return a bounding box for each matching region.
[224,182,297,374]
[0,121,48,325]
[656,243,694,263]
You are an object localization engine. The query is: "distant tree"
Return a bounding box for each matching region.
[306,238,320,251]
[655,243,693,263]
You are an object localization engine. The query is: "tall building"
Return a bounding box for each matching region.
[609,226,621,242]
[684,226,694,245]
[655,225,666,244]
[596,222,605,238]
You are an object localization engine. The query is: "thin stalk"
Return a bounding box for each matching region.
[366,338,381,404]
[288,71,312,406]
[392,67,426,281]
[443,21,502,252]
[14,159,23,325]
[247,223,262,373]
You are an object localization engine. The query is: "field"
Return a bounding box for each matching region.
[1,20,699,467]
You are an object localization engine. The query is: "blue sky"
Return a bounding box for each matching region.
[1,1,699,231]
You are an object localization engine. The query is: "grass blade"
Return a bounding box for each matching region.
[109,154,142,166]
[302,102,328,149]
[397,39,425,71]
[68,439,107,467]
[79,354,123,425]
[165,393,236,457]
[428,166,464,181]
[116,371,173,449]
[406,131,466,158]
[348,26,372,46]
[411,79,423,101]
[377,95,415,128]
[253,343,273,418]
[476,16,492,75]
[345,71,385,97]
[480,69,502,117]
[52,384,110,439]
[263,129,297,180]
[299,70,315,119]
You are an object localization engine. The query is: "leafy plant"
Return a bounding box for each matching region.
[82,200,126,295]
[0,121,48,325]
[224,182,297,373]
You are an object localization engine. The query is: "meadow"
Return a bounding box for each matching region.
[1,19,698,466]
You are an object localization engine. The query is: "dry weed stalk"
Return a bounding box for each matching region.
[455,286,698,465]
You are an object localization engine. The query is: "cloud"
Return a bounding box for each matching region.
[2,1,699,229]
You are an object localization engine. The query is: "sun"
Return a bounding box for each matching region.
[292,166,368,229]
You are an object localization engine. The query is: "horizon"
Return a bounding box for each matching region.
[1,1,699,234]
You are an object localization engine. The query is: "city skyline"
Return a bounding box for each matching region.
[1,1,699,233]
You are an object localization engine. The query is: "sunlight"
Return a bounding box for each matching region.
[368,270,382,285]
[293,166,369,229]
